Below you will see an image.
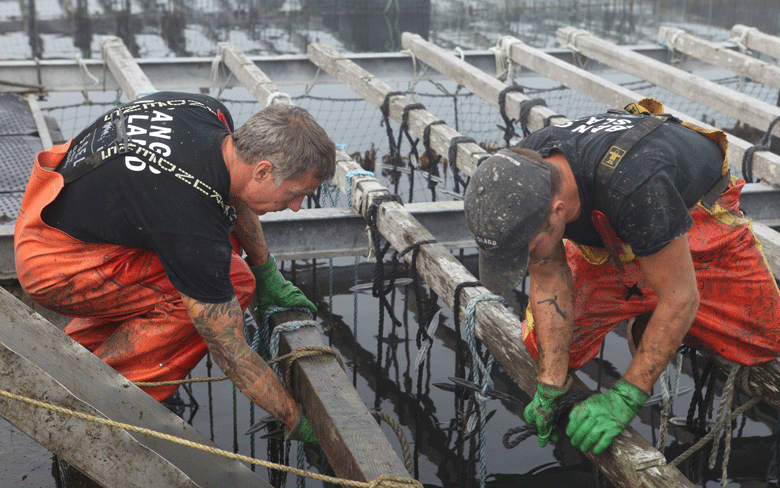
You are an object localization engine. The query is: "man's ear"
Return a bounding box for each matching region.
[550,198,567,222]
[253,159,274,182]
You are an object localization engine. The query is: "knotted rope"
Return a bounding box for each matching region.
[463,294,505,488]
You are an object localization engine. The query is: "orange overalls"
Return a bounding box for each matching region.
[15,141,255,401]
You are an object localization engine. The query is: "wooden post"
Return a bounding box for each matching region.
[217,43,292,107]
[24,93,52,150]
[658,26,780,92]
[0,287,269,488]
[218,43,411,482]
[100,36,155,101]
[309,40,696,488]
[557,27,780,138]
[731,24,780,60]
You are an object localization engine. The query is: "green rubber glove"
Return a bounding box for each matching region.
[285,410,318,444]
[566,378,649,455]
[524,376,572,447]
[251,255,316,318]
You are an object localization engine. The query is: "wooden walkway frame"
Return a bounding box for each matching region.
[731,24,780,60]
[217,41,411,482]
[658,26,780,92]
[557,27,780,139]
[0,287,270,488]
[401,31,780,416]
[307,41,696,488]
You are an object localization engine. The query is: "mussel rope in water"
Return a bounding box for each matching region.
[769,412,780,485]
[463,294,506,488]
[657,349,685,453]
[397,238,438,478]
[453,281,481,487]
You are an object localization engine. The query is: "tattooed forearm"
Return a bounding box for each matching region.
[537,295,567,320]
[181,294,299,426]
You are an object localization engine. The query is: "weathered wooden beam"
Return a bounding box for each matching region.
[217,43,291,107]
[307,42,491,177]
[658,26,780,92]
[270,310,410,482]
[23,93,52,151]
[0,287,269,487]
[402,32,780,419]
[219,42,411,482]
[557,27,780,139]
[100,36,155,101]
[731,24,780,60]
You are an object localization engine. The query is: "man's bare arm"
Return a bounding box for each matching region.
[528,240,575,387]
[231,198,270,266]
[180,293,300,427]
[628,234,700,392]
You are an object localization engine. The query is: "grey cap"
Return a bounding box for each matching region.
[463,149,552,293]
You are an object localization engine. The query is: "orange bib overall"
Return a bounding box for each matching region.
[15,141,255,401]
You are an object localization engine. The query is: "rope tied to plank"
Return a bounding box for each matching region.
[741,114,780,183]
[497,85,524,147]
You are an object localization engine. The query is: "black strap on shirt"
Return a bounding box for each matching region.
[593,113,669,211]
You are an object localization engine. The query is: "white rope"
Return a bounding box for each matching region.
[266,91,292,107]
[399,49,419,102]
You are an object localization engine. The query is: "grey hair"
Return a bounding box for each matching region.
[232,104,336,184]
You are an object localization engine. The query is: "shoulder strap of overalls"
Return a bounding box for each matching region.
[591,99,670,271]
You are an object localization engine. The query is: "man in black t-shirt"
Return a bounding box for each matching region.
[463,100,780,456]
[15,92,336,444]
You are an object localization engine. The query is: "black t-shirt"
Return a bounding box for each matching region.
[42,91,237,303]
[520,113,724,256]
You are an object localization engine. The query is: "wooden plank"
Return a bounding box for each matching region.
[658,26,780,92]
[100,36,155,101]
[270,311,410,482]
[731,24,780,60]
[557,27,780,139]
[219,43,411,482]
[403,32,780,419]
[217,43,291,107]
[23,93,52,150]
[307,42,491,177]
[0,287,268,488]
